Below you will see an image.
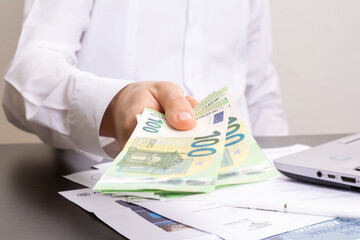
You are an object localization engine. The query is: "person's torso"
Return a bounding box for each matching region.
[77,0,251,126]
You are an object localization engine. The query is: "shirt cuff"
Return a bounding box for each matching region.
[69,71,133,158]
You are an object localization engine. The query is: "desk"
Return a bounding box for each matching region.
[0,134,347,240]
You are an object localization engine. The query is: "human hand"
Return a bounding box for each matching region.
[100,81,198,150]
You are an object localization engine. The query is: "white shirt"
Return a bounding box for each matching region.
[2,0,288,159]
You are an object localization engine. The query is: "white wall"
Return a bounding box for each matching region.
[0,0,359,144]
[270,0,360,135]
[0,0,40,143]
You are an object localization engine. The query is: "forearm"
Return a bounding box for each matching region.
[3,47,131,158]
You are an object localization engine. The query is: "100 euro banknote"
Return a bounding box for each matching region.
[94,100,229,193]
[194,87,278,187]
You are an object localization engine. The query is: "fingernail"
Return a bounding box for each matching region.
[177,112,193,121]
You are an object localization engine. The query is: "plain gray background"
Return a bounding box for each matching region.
[1,0,359,144]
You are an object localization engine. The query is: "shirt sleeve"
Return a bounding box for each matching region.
[2,0,132,159]
[245,0,289,136]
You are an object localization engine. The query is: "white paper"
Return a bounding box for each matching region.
[136,196,330,240]
[64,169,162,200]
[263,144,310,162]
[212,176,360,218]
[64,169,103,188]
[92,162,112,170]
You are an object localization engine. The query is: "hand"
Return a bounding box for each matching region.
[100,81,198,150]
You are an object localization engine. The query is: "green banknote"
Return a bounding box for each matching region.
[216,94,278,186]
[93,102,229,194]
[193,86,228,113]
[193,87,278,187]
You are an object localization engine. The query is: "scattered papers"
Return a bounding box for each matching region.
[63,145,360,239]
[59,188,219,240]
[60,187,329,240]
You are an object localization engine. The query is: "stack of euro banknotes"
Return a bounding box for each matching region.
[93,87,278,200]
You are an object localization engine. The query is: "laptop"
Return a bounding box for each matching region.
[273,133,360,191]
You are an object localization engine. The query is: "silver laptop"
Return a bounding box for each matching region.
[274,133,360,191]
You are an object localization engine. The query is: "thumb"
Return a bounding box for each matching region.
[152,83,197,131]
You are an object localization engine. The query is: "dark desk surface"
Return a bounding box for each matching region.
[0,134,348,240]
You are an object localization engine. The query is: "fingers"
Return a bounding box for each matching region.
[151,82,197,131]
[185,95,199,108]
[100,81,198,155]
